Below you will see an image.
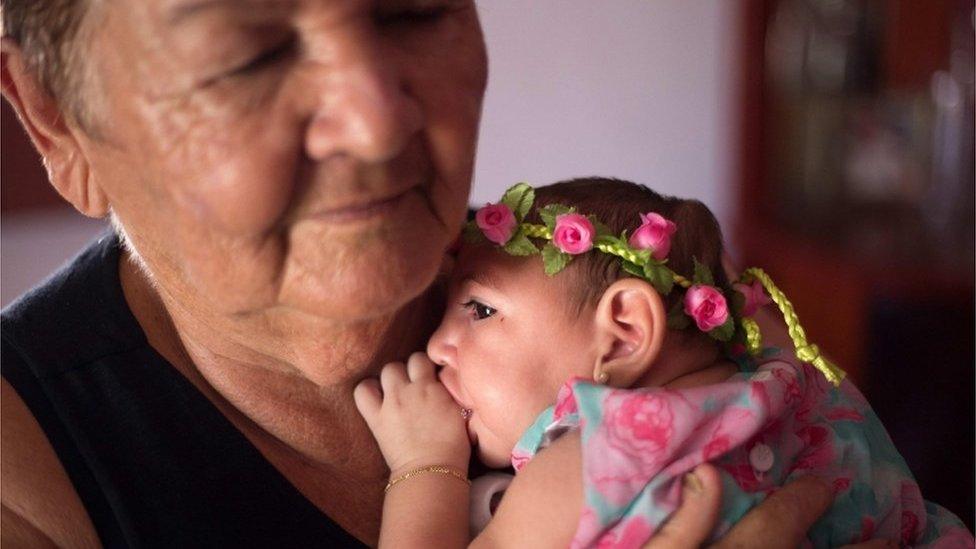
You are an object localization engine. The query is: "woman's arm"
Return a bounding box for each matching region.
[1,380,101,548]
[474,436,884,549]
[470,431,583,548]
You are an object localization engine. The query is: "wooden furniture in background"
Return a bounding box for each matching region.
[736,0,974,528]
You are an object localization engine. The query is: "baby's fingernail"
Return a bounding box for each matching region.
[683,471,704,495]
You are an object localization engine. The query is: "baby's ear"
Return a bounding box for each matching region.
[592,278,666,387]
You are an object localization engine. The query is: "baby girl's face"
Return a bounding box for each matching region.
[427,245,598,468]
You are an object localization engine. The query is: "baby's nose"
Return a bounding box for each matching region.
[426,328,456,371]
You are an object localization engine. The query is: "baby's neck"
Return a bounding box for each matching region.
[661,360,739,389]
[635,336,738,390]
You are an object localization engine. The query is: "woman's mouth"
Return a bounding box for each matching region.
[307,187,414,224]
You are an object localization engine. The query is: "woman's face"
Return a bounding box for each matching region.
[77,0,487,322]
[427,246,598,467]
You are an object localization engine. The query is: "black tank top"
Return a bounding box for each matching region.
[1,233,366,548]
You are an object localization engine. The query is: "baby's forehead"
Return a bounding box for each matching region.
[450,245,520,288]
[450,243,576,294]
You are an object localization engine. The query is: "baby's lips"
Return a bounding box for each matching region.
[437,368,472,410]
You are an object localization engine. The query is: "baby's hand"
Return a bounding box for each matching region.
[354,352,471,476]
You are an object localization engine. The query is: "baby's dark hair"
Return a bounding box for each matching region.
[525,177,731,318]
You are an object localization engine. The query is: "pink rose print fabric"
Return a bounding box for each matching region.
[511,353,973,548]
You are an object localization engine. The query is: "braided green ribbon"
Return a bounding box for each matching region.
[743,268,846,386]
[741,317,762,357]
[516,223,844,386]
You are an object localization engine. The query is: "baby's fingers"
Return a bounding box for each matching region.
[406,352,436,382]
[353,378,383,425]
[379,361,408,394]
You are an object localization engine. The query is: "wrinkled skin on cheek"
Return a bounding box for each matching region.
[81,1,486,320]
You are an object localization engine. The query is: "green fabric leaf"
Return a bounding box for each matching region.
[620,260,644,278]
[692,257,714,286]
[463,221,485,244]
[539,203,573,232]
[633,248,653,264]
[730,290,746,317]
[503,229,539,256]
[500,183,536,221]
[667,301,690,330]
[643,262,674,295]
[709,317,736,342]
[542,242,572,275]
[589,217,613,238]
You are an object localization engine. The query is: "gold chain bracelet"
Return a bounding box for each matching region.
[384,465,470,494]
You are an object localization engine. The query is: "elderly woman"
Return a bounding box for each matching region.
[1,1,875,547]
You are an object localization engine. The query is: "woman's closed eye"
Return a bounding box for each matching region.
[228,35,297,77]
[461,300,497,321]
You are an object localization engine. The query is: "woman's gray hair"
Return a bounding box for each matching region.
[2,0,95,127]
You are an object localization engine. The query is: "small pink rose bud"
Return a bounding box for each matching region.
[683,285,729,332]
[552,213,594,255]
[734,279,772,317]
[476,203,518,245]
[628,212,677,260]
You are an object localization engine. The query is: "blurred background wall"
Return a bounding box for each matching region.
[2,0,973,529]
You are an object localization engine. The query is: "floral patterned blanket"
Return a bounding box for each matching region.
[511,353,973,548]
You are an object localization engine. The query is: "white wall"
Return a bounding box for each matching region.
[473,1,738,227]
[1,211,108,306]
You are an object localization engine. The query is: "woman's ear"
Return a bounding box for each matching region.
[592,278,666,387]
[1,39,108,218]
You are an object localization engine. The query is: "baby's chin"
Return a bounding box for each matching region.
[476,444,514,470]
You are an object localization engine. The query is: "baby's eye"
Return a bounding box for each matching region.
[461,300,497,321]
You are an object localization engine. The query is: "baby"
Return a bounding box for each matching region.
[354,178,972,548]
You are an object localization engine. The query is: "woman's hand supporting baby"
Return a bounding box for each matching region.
[354,352,472,548]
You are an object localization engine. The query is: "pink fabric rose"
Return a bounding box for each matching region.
[510,447,532,472]
[595,516,653,548]
[553,381,579,420]
[702,434,731,460]
[552,213,594,255]
[683,285,729,332]
[734,279,772,317]
[605,393,674,457]
[901,511,919,546]
[475,203,517,245]
[628,212,677,260]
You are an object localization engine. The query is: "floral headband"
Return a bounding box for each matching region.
[464,183,845,386]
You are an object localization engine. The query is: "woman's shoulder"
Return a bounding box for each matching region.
[0,378,100,548]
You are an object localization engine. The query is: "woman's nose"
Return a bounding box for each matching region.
[303,25,424,163]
